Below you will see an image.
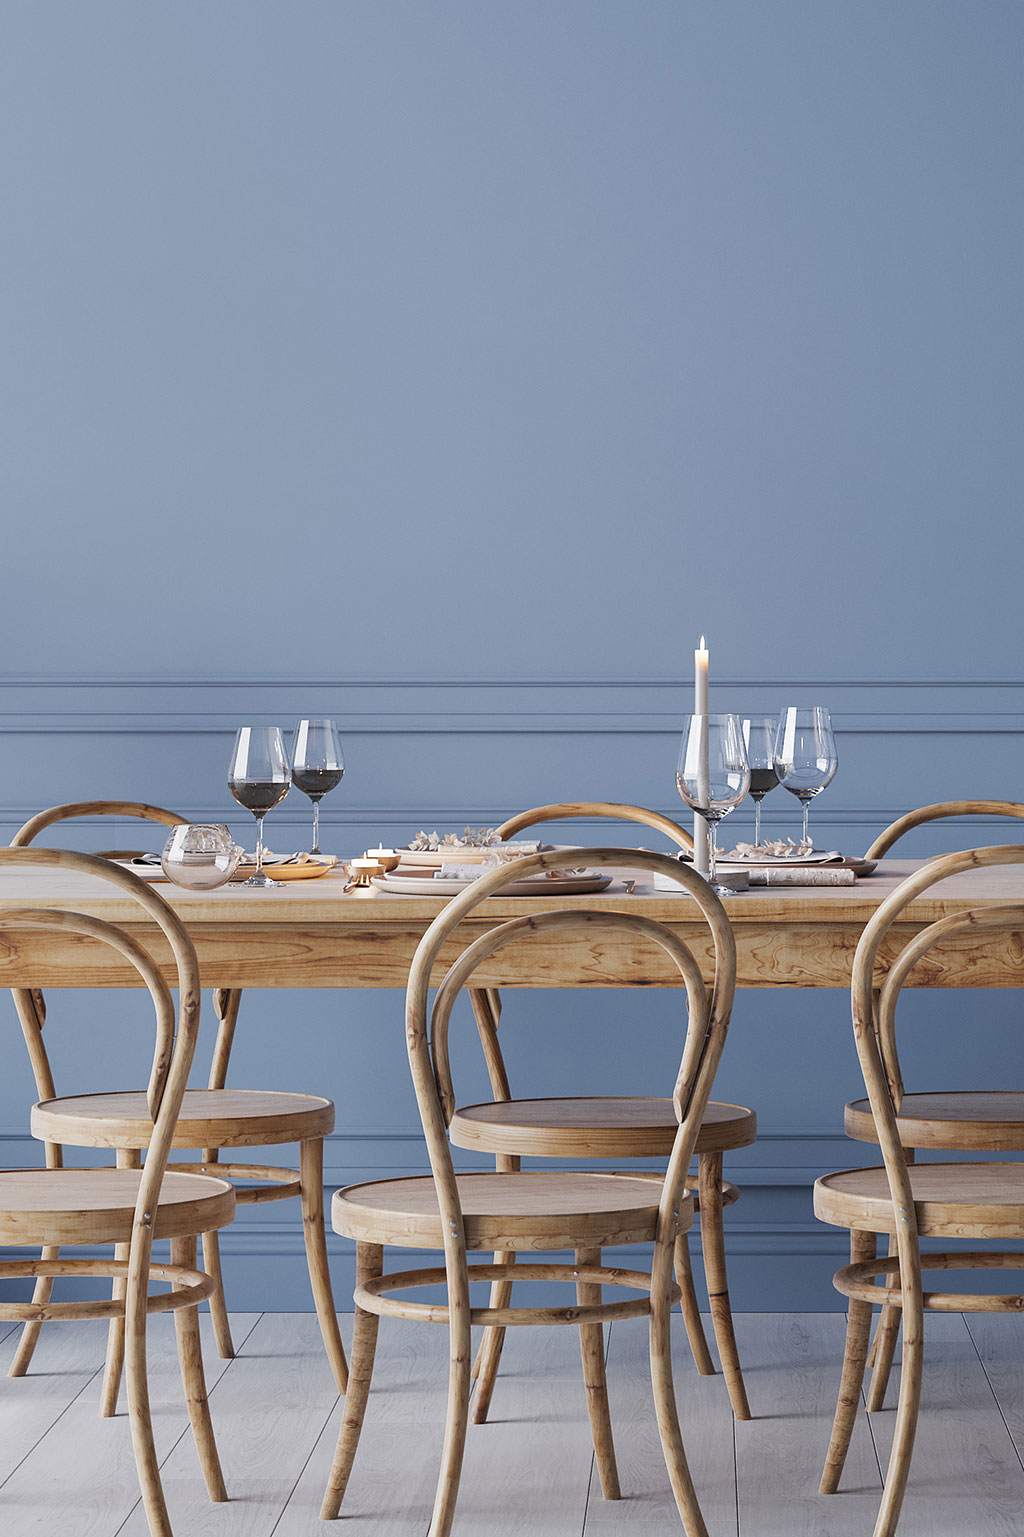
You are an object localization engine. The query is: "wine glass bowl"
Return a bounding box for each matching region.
[228,726,291,887]
[675,713,750,893]
[772,706,838,850]
[741,716,780,849]
[291,719,345,856]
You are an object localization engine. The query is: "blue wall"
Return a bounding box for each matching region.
[2,3,1023,1309]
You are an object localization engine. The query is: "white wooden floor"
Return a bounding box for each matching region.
[2,1310,1023,1536]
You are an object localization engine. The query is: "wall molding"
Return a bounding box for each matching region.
[1,676,1023,735]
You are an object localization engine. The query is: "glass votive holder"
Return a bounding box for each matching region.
[161,824,242,889]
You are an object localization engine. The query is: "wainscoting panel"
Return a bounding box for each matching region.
[1,675,1022,1310]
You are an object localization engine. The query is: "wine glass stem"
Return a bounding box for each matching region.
[754,798,762,848]
[311,799,320,856]
[708,814,718,886]
[254,813,266,877]
[801,798,810,849]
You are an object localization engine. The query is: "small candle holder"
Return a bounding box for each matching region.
[343,851,400,891]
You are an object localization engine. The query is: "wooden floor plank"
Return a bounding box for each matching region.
[583,1314,736,1536]
[964,1313,1024,1458]
[117,1311,342,1537]
[272,1317,446,1537]
[0,1318,110,1484]
[734,1312,882,1537]
[281,1320,601,1537]
[7,1313,1024,1537]
[868,1313,1024,1537]
[0,1312,260,1537]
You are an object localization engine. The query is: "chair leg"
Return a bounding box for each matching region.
[100,1146,142,1417]
[820,1228,876,1495]
[674,1231,715,1376]
[575,1246,621,1499]
[124,1236,173,1537]
[866,1301,900,1412]
[300,1138,349,1394]
[199,1147,235,1360]
[873,1273,923,1537]
[471,1250,515,1422]
[321,1243,383,1519]
[650,1256,709,1537]
[169,1235,228,1502]
[697,1151,750,1419]
[8,1248,59,1377]
[427,1265,473,1537]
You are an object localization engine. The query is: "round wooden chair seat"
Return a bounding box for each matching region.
[845,1091,1024,1152]
[448,1097,756,1158]
[333,1170,691,1251]
[0,1168,235,1247]
[814,1162,1024,1238]
[31,1089,335,1149]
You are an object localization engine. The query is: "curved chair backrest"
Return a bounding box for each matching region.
[497,801,694,853]
[405,846,735,1292]
[8,802,189,1102]
[0,847,203,1245]
[850,845,1024,1263]
[865,801,1024,860]
[11,800,187,850]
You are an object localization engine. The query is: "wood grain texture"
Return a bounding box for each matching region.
[449,1097,756,1158]
[333,1171,676,1251]
[814,1161,1024,1238]
[845,1091,1024,1152]
[31,1089,335,1149]
[1,858,1024,988]
[0,1312,258,1535]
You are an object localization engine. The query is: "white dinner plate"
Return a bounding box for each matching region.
[370,870,613,896]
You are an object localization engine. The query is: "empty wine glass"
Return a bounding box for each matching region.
[676,713,751,894]
[742,716,780,849]
[291,719,345,855]
[772,706,838,851]
[228,726,291,888]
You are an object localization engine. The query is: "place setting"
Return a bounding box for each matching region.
[344,829,615,895]
[661,638,876,893]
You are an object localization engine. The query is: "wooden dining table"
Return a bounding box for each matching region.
[0,858,1022,992]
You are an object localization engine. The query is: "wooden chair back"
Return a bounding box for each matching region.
[850,845,1024,1274]
[405,846,735,1303]
[497,801,694,852]
[8,801,189,1107]
[0,847,203,1250]
[865,801,1024,860]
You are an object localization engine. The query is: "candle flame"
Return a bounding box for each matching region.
[699,635,706,649]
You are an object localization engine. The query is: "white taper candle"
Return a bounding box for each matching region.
[693,637,710,875]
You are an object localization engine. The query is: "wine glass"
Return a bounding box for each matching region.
[291,719,345,856]
[228,726,291,888]
[742,716,780,849]
[772,706,838,851]
[675,713,751,894]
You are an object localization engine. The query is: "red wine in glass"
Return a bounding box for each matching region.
[228,726,291,887]
[291,719,345,854]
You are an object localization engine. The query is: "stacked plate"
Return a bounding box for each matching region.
[370,843,613,896]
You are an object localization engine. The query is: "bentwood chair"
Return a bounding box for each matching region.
[7,801,347,1406]
[321,847,736,1537]
[450,803,754,1421]
[848,800,1024,1409]
[0,848,235,1537]
[814,845,1024,1537]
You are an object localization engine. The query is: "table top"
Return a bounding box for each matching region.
[0,856,1022,991]
[0,858,1023,925]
